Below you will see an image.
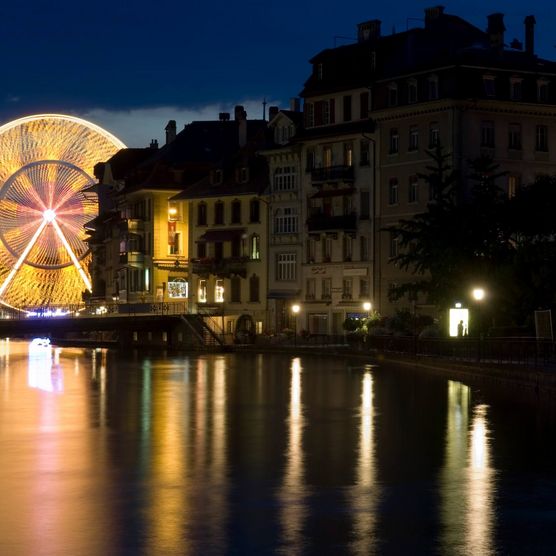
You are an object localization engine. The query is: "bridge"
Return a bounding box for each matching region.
[0,302,225,350]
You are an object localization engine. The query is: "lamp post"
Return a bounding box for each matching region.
[291,304,300,346]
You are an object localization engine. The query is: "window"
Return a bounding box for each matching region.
[231,277,241,302]
[198,279,207,303]
[168,226,180,255]
[538,80,549,102]
[359,279,369,298]
[428,76,439,100]
[250,234,260,259]
[306,278,316,300]
[314,99,334,126]
[483,76,496,97]
[536,125,548,152]
[344,143,353,167]
[215,280,224,303]
[214,241,223,260]
[360,140,370,166]
[323,146,332,168]
[306,150,316,171]
[360,91,370,119]
[316,63,323,80]
[389,128,399,154]
[508,123,522,150]
[343,235,353,261]
[507,175,520,198]
[360,236,368,261]
[214,201,224,225]
[429,123,440,147]
[249,199,260,222]
[274,207,298,234]
[211,169,223,185]
[274,166,297,191]
[238,167,249,183]
[197,242,206,258]
[408,126,419,151]
[388,84,398,107]
[408,175,419,204]
[305,102,314,128]
[388,178,399,205]
[307,238,316,263]
[322,278,332,300]
[231,200,241,224]
[342,278,353,300]
[480,121,495,148]
[360,191,370,219]
[389,233,399,258]
[407,80,418,103]
[343,95,352,122]
[277,253,296,281]
[322,237,332,262]
[510,78,523,100]
[197,203,207,226]
[249,275,260,302]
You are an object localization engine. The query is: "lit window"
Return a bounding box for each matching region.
[168,278,188,299]
[168,203,179,221]
[198,279,207,303]
[344,143,353,167]
[507,175,520,198]
[215,280,224,303]
[250,234,261,259]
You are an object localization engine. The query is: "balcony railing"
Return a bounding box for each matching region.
[119,252,145,265]
[311,165,354,183]
[118,218,145,233]
[306,211,357,232]
[190,257,249,278]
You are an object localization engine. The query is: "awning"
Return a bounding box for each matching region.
[311,187,355,199]
[197,228,246,242]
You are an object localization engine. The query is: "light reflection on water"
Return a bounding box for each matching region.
[0,341,554,554]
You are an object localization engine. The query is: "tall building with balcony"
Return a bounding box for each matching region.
[298,7,556,320]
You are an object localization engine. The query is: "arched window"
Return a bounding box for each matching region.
[249,274,260,302]
[250,234,260,260]
[249,199,260,223]
[214,201,224,225]
[197,202,207,226]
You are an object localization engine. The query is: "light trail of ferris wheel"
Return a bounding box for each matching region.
[0,210,92,300]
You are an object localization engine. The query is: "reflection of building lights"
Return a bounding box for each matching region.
[26,309,70,318]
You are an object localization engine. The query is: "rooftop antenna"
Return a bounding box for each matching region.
[262,98,267,120]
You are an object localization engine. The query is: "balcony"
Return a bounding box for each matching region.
[306,211,357,233]
[311,165,354,184]
[118,218,145,233]
[119,252,145,265]
[190,257,249,278]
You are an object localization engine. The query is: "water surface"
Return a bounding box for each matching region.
[0,340,555,555]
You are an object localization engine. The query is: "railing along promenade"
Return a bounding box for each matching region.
[255,334,556,369]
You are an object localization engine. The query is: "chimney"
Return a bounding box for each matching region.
[165,120,176,145]
[424,6,445,29]
[487,13,505,52]
[524,15,536,56]
[290,97,301,112]
[268,106,279,121]
[357,20,381,43]
[149,139,158,149]
[234,105,248,147]
[219,112,230,121]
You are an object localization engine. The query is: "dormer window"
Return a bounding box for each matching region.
[211,169,223,185]
[510,78,523,101]
[483,76,496,98]
[407,79,418,104]
[537,80,549,102]
[317,63,323,80]
[388,83,398,107]
[237,167,249,183]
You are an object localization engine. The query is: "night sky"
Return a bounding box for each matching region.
[3,1,556,145]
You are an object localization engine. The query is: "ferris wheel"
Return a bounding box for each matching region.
[0,114,125,309]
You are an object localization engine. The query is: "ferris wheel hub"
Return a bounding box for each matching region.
[43,209,56,223]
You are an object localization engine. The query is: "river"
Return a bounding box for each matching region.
[0,339,554,555]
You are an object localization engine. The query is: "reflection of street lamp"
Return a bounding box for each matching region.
[291,304,300,346]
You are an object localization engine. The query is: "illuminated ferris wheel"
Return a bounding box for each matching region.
[0,114,125,309]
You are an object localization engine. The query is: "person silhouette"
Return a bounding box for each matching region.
[457,320,464,337]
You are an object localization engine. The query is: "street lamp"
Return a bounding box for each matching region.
[291,304,300,346]
[362,301,372,315]
[471,287,486,361]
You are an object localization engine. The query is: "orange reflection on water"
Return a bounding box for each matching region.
[279,357,307,553]
[351,367,379,555]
